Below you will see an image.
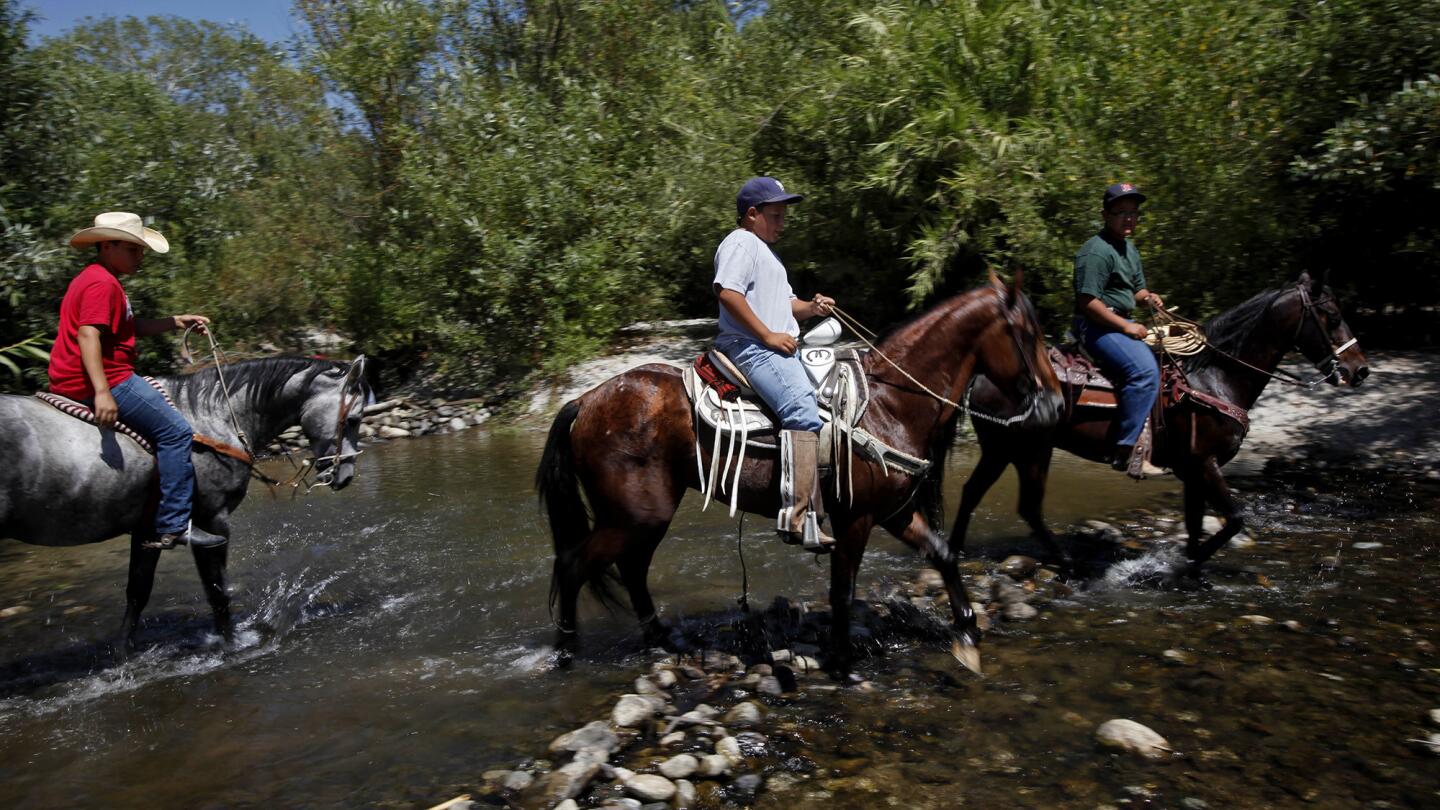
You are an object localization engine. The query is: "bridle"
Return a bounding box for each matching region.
[311,358,369,487]
[1198,283,1358,388]
[962,286,1051,427]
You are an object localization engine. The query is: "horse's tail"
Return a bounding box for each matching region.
[537,399,588,552]
[536,400,624,615]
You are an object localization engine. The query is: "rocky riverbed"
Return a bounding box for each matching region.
[295,325,1437,810]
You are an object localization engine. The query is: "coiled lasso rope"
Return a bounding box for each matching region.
[1142,304,1208,356]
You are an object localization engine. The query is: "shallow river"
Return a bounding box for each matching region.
[0,428,1436,808]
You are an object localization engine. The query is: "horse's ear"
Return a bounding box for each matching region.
[344,355,366,385]
[1296,270,1312,287]
[987,268,1001,289]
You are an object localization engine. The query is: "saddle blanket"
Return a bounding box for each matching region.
[35,378,252,462]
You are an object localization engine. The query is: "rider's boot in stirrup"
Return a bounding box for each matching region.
[777,430,835,553]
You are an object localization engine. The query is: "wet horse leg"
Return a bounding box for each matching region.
[617,523,675,648]
[951,439,1009,557]
[1014,444,1069,569]
[1185,456,1245,573]
[827,516,873,677]
[884,510,982,673]
[119,533,163,656]
[191,545,232,644]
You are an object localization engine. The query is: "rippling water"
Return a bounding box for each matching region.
[0,428,1435,808]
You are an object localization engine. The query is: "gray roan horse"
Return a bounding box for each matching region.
[0,356,370,652]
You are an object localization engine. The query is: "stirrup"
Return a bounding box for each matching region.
[780,513,835,554]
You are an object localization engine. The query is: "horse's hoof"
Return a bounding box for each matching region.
[951,637,983,676]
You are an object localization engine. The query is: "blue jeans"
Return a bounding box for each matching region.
[715,335,822,432]
[1076,317,1159,447]
[108,374,195,534]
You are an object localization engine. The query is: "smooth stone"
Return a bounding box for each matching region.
[634,676,663,696]
[792,655,822,673]
[573,746,610,765]
[732,773,763,797]
[541,761,601,803]
[1000,555,1040,576]
[624,774,677,802]
[1430,709,1440,726]
[447,417,467,432]
[1353,541,1383,550]
[674,779,697,809]
[651,667,678,689]
[699,754,731,777]
[0,605,31,618]
[1163,649,1196,666]
[658,754,698,780]
[378,425,411,439]
[659,731,687,748]
[756,675,784,696]
[611,766,635,781]
[550,720,621,755]
[1238,615,1273,626]
[602,800,641,810]
[716,735,743,766]
[1227,534,1256,549]
[1004,600,1039,621]
[994,580,1030,605]
[502,771,533,791]
[613,694,661,728]
[1096,719,1171,760]
[723,701,764,727]
[1202,515,1223,534]
[554,801,579,810]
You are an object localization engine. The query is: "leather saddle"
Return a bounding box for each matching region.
[1049,345,1249,433]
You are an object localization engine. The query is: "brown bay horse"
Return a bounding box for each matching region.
[951,272,1369,575]
[536,277,1063,673]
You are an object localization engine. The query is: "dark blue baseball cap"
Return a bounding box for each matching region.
[737,176,804,218]
[1103,182,1147,208]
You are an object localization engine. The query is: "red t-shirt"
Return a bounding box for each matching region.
[47,263,136,399]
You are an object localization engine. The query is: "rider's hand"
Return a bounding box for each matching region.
[763,331,798,355]
[1124,322,1149,341]
[174,314,210,334]
[1142,293,1164,310]
[811,295,835,317]
[94,390,118,427]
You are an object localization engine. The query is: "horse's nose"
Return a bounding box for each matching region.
[1350,365,1369,387]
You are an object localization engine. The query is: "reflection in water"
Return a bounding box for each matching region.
[0,429,1435,808]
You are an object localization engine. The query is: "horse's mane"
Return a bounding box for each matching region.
[167,356,343,412]
[1181,286,1290,375]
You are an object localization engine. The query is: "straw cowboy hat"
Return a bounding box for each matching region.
[68,212,169,253]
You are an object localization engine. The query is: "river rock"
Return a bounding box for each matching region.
[1430,709,1440,726]
[1004,601,1038,621]
[915,569,945,592]
[541,761,601,803]
[378,425,411,439]
[1238,614,1273,626]
[756,675,784,696]
[792,655,822,673]
[624,774,676,802]
[652,668,678,688]
[613,694,662,728]
[1163,649,1196,666]
[554,801,579,810]
[732,773,763,799]
[1202,515,1224,535]
[573,746,611,765]
[716,735,744,766]
[1096,719,1171,759]
[0,605,31,618]
[674,778,697,809]
[659,753,699,779]
[698,754,731,777]
[634,676,663,696]
[723,701,764,727]
[659,731,687,748]
[502,770,534,791]
[447,417,467,432]
[1000,555,1040,577]
[550,720,621,756]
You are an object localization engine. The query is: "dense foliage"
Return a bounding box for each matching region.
[3,0,1437,395]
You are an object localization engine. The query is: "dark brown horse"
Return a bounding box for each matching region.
[951,272,1369,574]
[537,277,1063,672]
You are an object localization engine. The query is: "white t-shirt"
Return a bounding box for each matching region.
[713,228,798,340]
